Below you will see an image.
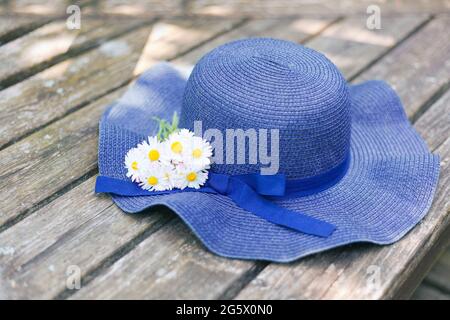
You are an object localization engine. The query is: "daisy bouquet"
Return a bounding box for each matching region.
[124,113,213,191]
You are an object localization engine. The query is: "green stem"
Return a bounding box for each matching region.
[153,112,179,141]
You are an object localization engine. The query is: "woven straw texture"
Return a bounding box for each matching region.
[98,39,440,262]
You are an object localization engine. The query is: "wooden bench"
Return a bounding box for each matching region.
[0,1,449,299]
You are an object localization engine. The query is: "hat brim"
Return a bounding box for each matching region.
[99,63,440,262]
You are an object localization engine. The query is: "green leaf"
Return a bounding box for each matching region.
[153,112,179,141]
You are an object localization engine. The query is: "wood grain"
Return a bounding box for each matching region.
[187,0,450,17]
[420,247,450,293]
[0,0,83,16]
[0,18,241,149]
[69,219,256,299]
[414,89,450,151]
[305,15,430,79]
[173,17,336,67]
[3,0,450,18]
[175,15,428,80]
[0,24,153,149]
[0,177,173,299]
[356,17,450,119]
[0,88,124,228]
[412,282,450,300]
[85,0,186,17]
[131,18,243,75]
[0,16,48,45]
[0,17,145,89]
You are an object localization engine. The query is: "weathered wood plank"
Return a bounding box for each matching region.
[0,16,48,45]
[0,0,83,16]
[421,247,450,293]
[0,23,153,149]
[0,18,145,89]
[305,15,430,79]
[0,88,124,228]
[174,14,433,87]
[414,89,450,151]
[69,219,256,300]
[86,0,186,16]
[173,17,337,68]
[174,15,428,81]
[0,177,173,299]
[0,1,96,45]
[4,0,450,18]
[0,18,241,149]
[0,18,242,228]
[131,18,243,75]
[412,282,450,300]
[356,17,450,119]
[187,0,450,17]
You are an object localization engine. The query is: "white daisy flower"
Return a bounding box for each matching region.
[163,130,192,162]
[124,147,146,182]
[185,136,213,170]
[137,136,164,164]
[178,128,195,140]
[139,163,172,191]
[160,163,177,190]
[174,168,209,190]
[124,127,212,192]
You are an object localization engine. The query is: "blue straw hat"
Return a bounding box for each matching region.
[96,38,440,262]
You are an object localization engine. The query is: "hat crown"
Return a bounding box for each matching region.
[180,38,351,179]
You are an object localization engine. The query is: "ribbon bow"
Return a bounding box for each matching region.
[95,171,338,238]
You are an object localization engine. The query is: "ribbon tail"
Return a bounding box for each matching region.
[227,177,336,238]
[95,176,219,196]
[95,176,155,196]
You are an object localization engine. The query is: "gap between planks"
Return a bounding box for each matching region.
[0,0,94,46]
[0,17,153,91]
[0,17,50,46]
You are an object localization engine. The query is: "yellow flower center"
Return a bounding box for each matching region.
[147,176,158,186]
[171,141,183,154]
[186,172,197,182]
[148,149,160,161]
[131,161,138,170]
[192,148,202,159]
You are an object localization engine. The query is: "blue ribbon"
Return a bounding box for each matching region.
[95,158,349,237]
